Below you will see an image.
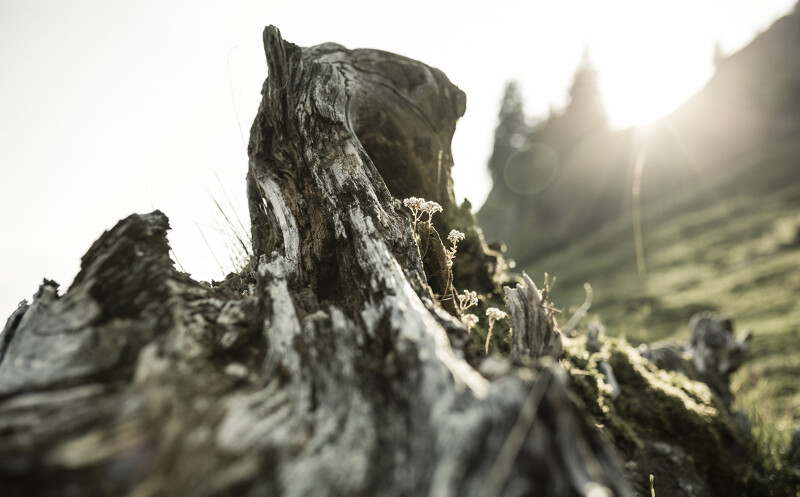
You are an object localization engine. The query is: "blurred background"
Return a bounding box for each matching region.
[476,2,800,451]
[1,0,798,455]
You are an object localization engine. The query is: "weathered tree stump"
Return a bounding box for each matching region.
[504,273,563,361]
[640,312,752,406]
[0,27,634,496]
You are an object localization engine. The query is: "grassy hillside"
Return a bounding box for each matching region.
[521,145,800,456]
[476,6,800,476]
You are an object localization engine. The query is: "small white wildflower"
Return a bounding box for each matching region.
[461,313,479,334]
[457,290,478,313]
[403,197,426,229]
[486,308,508,321]
[445,229,465,268]
[420,200,443,221]
[421,200,442,213]
[404,197,441,230]
[484,307,508,354]
[447,229,465,245]
[403,197,424,210]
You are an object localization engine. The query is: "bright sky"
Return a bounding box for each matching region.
[0,0,796,318]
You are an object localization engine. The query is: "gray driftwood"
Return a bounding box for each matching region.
[0,27,632,496]
[504,273,563,361]
[640,311,751,405]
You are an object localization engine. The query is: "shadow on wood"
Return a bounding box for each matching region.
[0,27,633,496]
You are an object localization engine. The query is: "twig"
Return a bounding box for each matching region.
[561,283,593,334]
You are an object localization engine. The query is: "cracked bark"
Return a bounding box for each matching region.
[504,273,563,361]
[0,27,632,497]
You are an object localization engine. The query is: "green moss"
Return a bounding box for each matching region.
[561,337,641,458]
[562,336,757,496]
[522,176,800,476]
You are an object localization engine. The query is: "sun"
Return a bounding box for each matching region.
[586,12,718,128]
[598,61,711,128]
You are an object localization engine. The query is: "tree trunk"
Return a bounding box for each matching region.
[0,27,632,497]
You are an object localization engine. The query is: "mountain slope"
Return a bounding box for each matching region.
[478,3,800,267]
[477,3,800,454]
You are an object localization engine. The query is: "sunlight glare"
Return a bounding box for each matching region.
[597,49,713,128]
[583,2,718,128]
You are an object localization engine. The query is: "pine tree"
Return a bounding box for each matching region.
[561,48,607,133]
[487,81,528,185]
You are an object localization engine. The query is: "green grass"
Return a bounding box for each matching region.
[523,169,800,466]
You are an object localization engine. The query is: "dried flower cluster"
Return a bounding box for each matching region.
[486,307,508,322]
[447,229,465,245]
[445,229,465,268]
[461,313,479,334]
[403,197,443,230]
[402,198,508,349]
[485,307,508,354]
[457,289,478,314]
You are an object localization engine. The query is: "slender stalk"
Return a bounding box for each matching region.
[632,149,647,278]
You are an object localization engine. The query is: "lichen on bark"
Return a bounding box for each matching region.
[0,27,634,497]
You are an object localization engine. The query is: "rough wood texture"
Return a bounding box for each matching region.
[504,273,563,361]
[0,27,633,496]
[640,312,751,406]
